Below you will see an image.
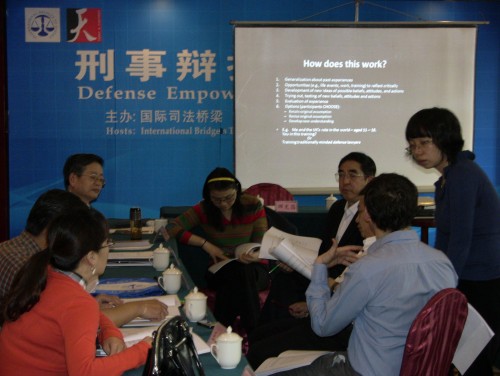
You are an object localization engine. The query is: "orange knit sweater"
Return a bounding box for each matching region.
[0,268,150,375]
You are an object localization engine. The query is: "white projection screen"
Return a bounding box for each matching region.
[234,23,477,193]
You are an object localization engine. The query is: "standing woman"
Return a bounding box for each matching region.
[168,167,269,334]
[405,107,500,376]
[0,209,152,375]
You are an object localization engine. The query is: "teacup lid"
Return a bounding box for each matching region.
[217,326,242,342]
[185,286,207,300]
[154,244,170,253]
[163,263,181,274]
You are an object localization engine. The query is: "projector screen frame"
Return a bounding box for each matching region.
[232,21,486,194]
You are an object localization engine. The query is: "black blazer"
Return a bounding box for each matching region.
[319,199,364,278]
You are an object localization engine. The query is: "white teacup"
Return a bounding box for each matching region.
[184,286,207,322]
[149,244,170,271]
[210,326,242,369]
[158,264,182,294]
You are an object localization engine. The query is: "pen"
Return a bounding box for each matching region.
[268,264,280,274]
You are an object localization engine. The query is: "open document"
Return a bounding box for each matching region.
[259,227,322,279]
[208,242,261,274]
[255,350,330,376]
[121,294,181,327]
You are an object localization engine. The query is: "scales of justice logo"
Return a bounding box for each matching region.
[25,8,61,42]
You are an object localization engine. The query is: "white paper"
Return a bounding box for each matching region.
[208,259,237,274]
[452,303,494,374]
[96,281,158,292]
[106,260,152,267]
[120,295,181,327]
[110,240,152,251]
[110,226,155,235]
[121,327,210,355]
[234,243,261,258]
[108,251,153,260]
[270,239,316,279]
[259,227,321,261]
[121,306,180,327]
[123,295,181,307]
[208,242,261,274]
[255,350,330,376]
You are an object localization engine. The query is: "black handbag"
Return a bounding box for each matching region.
[142,316,206,376]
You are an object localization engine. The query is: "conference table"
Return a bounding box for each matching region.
[103,223,250,376]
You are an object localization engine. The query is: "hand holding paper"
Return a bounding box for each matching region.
[259,227,322,279]
[316,241,363,268]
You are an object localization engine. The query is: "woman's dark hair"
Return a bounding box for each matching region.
[361,173,418,232]
[202,167,243,231]
[1,208,108,324]
[405,107,464,164]
[25,189,88,236]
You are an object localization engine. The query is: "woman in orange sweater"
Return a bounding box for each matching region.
[0,208,152,375]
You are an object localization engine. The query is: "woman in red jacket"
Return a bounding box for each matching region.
[0,208,152,376]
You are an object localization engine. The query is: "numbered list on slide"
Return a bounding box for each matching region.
[274,62,405,145]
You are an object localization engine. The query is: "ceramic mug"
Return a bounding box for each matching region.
[149,245,170,271]
[184,287,207,322]
[210,326,242,369]
[158,264,182,294]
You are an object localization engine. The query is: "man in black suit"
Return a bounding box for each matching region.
[247,152,376,369]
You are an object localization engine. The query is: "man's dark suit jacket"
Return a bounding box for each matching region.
[258,198,364,323]
[320,198,365,278]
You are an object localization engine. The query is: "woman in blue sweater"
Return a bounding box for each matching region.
[405,107,500,376]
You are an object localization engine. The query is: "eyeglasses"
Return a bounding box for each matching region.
[81,173,106,186]
[100,240,114,250]
[335,172,366,181]
[210,191,237,204]
[405,139,434,154]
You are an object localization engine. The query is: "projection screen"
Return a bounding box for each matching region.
[234,23,477,193]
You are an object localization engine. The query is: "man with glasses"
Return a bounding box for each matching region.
[275,174,457,376]
[61,154,170,326]
[247,152,376,369]
[63,153,106,206]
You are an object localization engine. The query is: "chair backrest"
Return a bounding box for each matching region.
[399,288,468,376]
[244,183,294,206]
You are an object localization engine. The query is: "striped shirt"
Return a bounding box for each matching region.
[168,194,268,256]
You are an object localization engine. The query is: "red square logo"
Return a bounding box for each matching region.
[67,8,102,43]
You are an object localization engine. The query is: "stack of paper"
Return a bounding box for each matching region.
[121,295,181,327]
[119,294,210,354]
[255,350,330,376]
[110,240,152,251]
[121,327,210,354]
[107,251,153,267]
[110,226,155,235]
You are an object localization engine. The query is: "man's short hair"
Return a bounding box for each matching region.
[63,154,104,189]
[361,173,418,232]
[338,152,376,177]
[25,189,88,236]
